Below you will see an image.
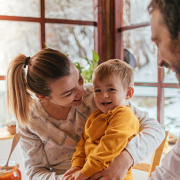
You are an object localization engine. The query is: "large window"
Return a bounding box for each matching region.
[0,0,99,127]
[117,0,179,136]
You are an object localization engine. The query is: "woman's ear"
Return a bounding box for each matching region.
[35,94,50,102]
[126,87,134,100]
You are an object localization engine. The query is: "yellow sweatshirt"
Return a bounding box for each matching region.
[71,106,139,179]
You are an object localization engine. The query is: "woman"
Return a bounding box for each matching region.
[6,48,165,180]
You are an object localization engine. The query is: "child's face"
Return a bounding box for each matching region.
[93,74,130,113]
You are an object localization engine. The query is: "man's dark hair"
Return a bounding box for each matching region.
[148,0,180,39]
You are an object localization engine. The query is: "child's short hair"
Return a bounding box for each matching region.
[93,59,134,89]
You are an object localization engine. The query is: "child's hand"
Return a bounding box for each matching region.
[63,167,81,178]
[72,171,87,180]
[63,168,87,180]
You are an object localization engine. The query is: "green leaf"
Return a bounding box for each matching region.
[74,50,99,83]
[93,50,99,63]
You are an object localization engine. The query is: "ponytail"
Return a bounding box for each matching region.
[6,54,33,127]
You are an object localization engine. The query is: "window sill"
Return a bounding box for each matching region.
[0,128,14,140]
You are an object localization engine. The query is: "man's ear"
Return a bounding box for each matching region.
[126,87,134,100]
[35,94,50,102]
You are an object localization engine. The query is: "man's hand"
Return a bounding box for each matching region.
[89,150,133,180]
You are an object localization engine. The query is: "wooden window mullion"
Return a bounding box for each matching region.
[97,0,106,64]
[114,0,123,60]
[0,76,5,80]
[40,0,45,49]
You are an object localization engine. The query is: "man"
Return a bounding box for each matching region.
[148,0,180,179]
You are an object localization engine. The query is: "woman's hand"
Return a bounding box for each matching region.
[89,150,133,180]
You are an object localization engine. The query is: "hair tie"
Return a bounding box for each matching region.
[24,56,30,68]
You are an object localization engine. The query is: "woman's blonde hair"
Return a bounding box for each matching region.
[6,48,71,127]
[93,59,134,90]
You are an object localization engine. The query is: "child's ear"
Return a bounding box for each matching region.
[35,94,50,102]
[126,87,134,100]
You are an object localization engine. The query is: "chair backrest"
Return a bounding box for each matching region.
[133,131,169,178]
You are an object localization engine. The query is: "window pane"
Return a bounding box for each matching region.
[46,24,94,66]
[164,68,179,83]
[131,86,157,119]
[0,21,41,75]
[45,0,94,21]
[123,0,151,26]
[164,88,180,137]
[123,26,158,82]
[0,0,40,17]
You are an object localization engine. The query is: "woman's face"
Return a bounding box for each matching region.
[48,63,87,107]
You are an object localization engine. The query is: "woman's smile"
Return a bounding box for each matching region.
[74,97,82,102]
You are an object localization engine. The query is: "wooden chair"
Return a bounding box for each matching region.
[133,131,169,178]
